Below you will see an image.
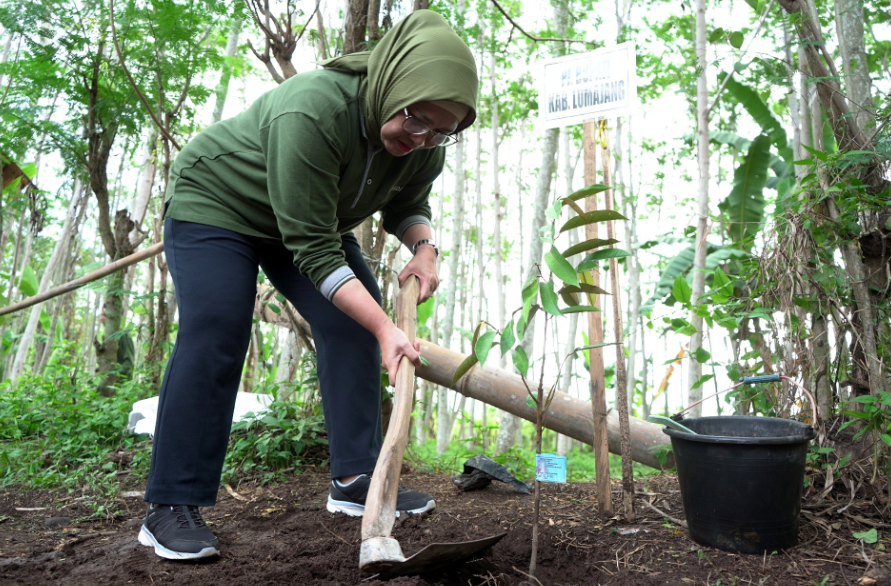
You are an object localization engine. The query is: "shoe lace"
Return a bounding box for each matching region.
[171,505,206,528]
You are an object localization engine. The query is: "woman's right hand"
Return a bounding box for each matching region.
[376,321,421,387]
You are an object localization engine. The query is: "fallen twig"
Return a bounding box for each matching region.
[639,500,687,529]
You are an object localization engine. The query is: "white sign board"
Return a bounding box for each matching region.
[538,43,637,129]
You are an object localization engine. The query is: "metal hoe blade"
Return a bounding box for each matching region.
[364,533,507,579]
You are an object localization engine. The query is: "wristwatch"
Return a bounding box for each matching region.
[412,239,439,257]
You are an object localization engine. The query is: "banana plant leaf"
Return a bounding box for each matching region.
[642,244,750,312]
[718,134,771,246]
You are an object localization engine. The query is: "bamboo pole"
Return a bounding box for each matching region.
[417,341,671,470]
[0,242,165,318]
[583,121,613,513]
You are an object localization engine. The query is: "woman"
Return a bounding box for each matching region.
[137,10,478,560]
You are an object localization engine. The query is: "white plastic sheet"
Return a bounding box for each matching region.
[126,392,274,436]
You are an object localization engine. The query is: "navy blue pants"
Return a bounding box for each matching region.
[145,219,383,506]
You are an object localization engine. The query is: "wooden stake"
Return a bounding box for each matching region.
[600,121,635,522]
[582,121,613,515]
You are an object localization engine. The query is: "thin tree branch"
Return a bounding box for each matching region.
[489,0,587,45]
[109,0,182,151]
[705,0,777,119]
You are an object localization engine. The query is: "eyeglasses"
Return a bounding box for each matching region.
[402,108,460,147]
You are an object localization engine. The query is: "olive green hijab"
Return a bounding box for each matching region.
[321,10,479,142]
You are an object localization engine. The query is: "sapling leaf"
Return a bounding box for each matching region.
[545,246,580,287]
[562,238,619,258]
[729,31,744,48]
[518,305,539,340]
[881,434,891,448]
[452,353,479,386]
[545,199,562,219]
[471,321,484,348]
[694,347,711,363]
[526,394,538,409]
[475,331,497,367]
[561,283,610,296]
[560,289,580,307]
[274,293,287,303]
[691,374,714,389]
[539,280,564,316]
[539,224,555,244]
[562,305,600,314]
[564,183,609,201]
[512,345,529,378]
[500,320,515,356]
[673,275,693,304]
[582,248,632,261]
[559,209,627,233]
[522,279,538,325]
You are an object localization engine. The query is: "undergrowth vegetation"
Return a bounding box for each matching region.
[0,362,663,511]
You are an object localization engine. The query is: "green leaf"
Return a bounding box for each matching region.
[474,331,497,367]
[417,296,435,325]
[723,76,794,165]
[18,266,38,297]
[452,353,479,386]
[564,183,609,201]
[851,395,878,403]
[522,279,538,324]
[694,347,711,363]
[718,134,771,246]
[268,303,281,315]
[539,280,564,317]
[526,394,538,409]
[561,283,610,296]
[500,320,515,356]
[512,346,529,378]
[729,31,744,48]
[880,434,891,448]
[562,238,618,258]
[562,305,600,314]
[545,246,579,287]
[708,27,724,43]
[274,293,286,303]
[539,224,555,244]
[801,143,827,161]
[853,528,878,544]
[691,374,715,389]
[545,199,562,220]
[673,275,693,304]
[577,248,632,271]
[559,210,627,234]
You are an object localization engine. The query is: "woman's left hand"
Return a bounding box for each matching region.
[398,246,439,304]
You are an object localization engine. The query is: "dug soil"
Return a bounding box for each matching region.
[1,471,887,585]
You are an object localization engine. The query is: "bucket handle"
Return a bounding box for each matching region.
[676,375,818,424]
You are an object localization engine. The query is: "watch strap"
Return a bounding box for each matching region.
[412,239,439,257]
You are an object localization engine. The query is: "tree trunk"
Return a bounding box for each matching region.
[834,0,874,140]
[686,0,709,417]
[343,0,370,55]
[316,7,329,60]
[8,181,84,382]
[437,54,467,452]
[211,9,242,125]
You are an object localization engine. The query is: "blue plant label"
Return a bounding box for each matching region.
[535,453,567,483]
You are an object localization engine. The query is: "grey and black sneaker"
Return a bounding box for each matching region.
[327,474,436,517]
[138,504,221,560]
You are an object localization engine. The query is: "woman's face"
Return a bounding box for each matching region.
[379,102,460,157]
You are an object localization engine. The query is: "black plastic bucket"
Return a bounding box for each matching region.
[663,416,816,554]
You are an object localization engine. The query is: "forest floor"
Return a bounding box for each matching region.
[2,469,890,586]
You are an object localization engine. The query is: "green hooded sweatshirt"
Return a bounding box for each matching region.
[165,10,478,300]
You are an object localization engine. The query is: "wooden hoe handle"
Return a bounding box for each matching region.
[359,276,420,572]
